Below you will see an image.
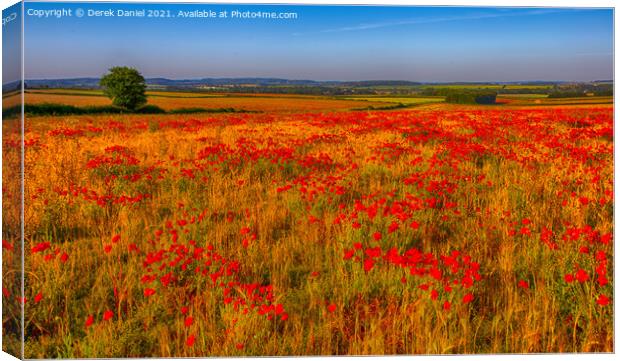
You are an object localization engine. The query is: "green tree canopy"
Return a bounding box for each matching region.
[99,66,147,111]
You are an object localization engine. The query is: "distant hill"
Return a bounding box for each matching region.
[2,80,21,93]
[21,77,426,90]
[19,78,611,97]
[18,77,613,90]
[25,78,101,89]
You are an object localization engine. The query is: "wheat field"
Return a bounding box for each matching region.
[2,101,613,357]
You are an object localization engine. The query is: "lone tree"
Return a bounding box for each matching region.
[99,66,147,111]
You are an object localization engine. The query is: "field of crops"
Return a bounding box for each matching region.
[342,97,444,106]
[496,95,614,107]
[2,90,21,109]
[2,100,614,357]
[420,84,554,90]
[23,90,389,112]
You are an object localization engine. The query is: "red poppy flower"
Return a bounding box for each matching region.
[3,240,13,251]
[429,268,442,281]
[144,288,156,297]
[372,232,382,241]
[365,247,381,258]
[517,280,529,289]
[463,293,474,304]
[575,269,589,283]
[34,292,43,303]
[103,310,114,321]
[600,233,612,245]
[85,315,94,328]
[31,242,51,254]
[363,259,374,272]
[327,303,337,313]
[275,303,284,315]
[596,294,610,306]
[184,316,193,328]
[186,334,196,347]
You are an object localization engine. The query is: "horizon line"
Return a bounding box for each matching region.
[10,76,613,84]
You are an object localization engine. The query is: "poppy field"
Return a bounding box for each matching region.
[2,101,614,357]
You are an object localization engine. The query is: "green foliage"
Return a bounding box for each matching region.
[2,104,22,118]
[14,104,248,116]
[548,90,613,98]
[15,103,252,116]
[135,104,166,114]
[445,91,497,104]
[548,83,613,98]
[99,66,147,110]
[17,103,165,116]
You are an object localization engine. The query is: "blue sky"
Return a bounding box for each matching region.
[22,2,613,82]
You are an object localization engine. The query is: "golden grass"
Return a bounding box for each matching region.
[342,97,444,105]
[3,91,22,109]
[2,103,613,357]
[24,91,388,112]
[495,96,613,107]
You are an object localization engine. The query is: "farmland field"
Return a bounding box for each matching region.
[2,90,21,109]
[23,89,390,112]
[342,96,445,106]
[419,84,554,90]
[2,94,614,357]
[496,95,614,107]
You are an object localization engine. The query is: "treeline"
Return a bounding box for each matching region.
[547,82,613,98]
[445,91,497,104]
[421,88,497,104]
[420,82,614,98]
[548,89,613,98]
[2,103,251,118]
[189,85,419,96]
[168,86,353,96]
